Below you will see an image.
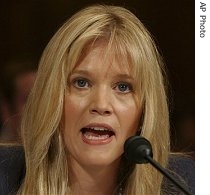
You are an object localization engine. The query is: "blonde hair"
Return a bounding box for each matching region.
[19,4,170,195]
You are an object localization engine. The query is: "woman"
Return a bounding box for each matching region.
[13,4,193,195]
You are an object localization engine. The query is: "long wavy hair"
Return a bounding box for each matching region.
[19,4,170,195]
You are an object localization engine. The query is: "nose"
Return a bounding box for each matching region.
[89,86,113,116]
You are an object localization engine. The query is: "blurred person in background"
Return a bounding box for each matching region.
[171,94,195,159]
[0,58,36,143]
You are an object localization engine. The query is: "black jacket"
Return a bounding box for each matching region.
[0,146,195,195]
[0,146,25,195]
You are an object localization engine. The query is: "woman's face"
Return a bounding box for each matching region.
[63,43,142,169]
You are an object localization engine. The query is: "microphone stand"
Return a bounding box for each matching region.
[124,136,194,195]
[145,155,192,195]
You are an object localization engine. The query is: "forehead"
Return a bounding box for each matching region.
[73,41,133,75]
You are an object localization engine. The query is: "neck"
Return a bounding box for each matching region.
[68,159,121,195]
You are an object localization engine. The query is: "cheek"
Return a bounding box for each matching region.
[64,94,89,132]
[64,95,79,134]
[65,93,84,117]
[65,98,77,118]
[117,98,142,136]
[63,95,82,149]
[124,110,141,136]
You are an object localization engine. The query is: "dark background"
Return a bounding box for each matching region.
[0,0,195,154]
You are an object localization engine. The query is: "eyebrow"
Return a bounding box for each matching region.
[70,70,134,81]
[70,70,91,76]
[112,74,134,81]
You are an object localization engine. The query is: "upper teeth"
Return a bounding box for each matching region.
[90,127,110,131]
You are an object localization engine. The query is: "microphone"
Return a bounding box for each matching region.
[124,136,193,195]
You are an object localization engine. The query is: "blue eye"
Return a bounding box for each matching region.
[73,79,89,88]
[115,82,132,93]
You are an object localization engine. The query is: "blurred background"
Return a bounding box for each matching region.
[0,0,194,157]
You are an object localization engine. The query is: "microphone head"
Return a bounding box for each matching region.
[124,136,153,164]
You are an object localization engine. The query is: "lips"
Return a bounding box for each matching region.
[80,124,115,145]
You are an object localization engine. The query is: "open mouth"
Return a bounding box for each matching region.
[81,127,115,143]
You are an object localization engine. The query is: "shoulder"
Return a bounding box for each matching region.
[165,154,195,194]
[168,154,195,170]
[0,145,25,194]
